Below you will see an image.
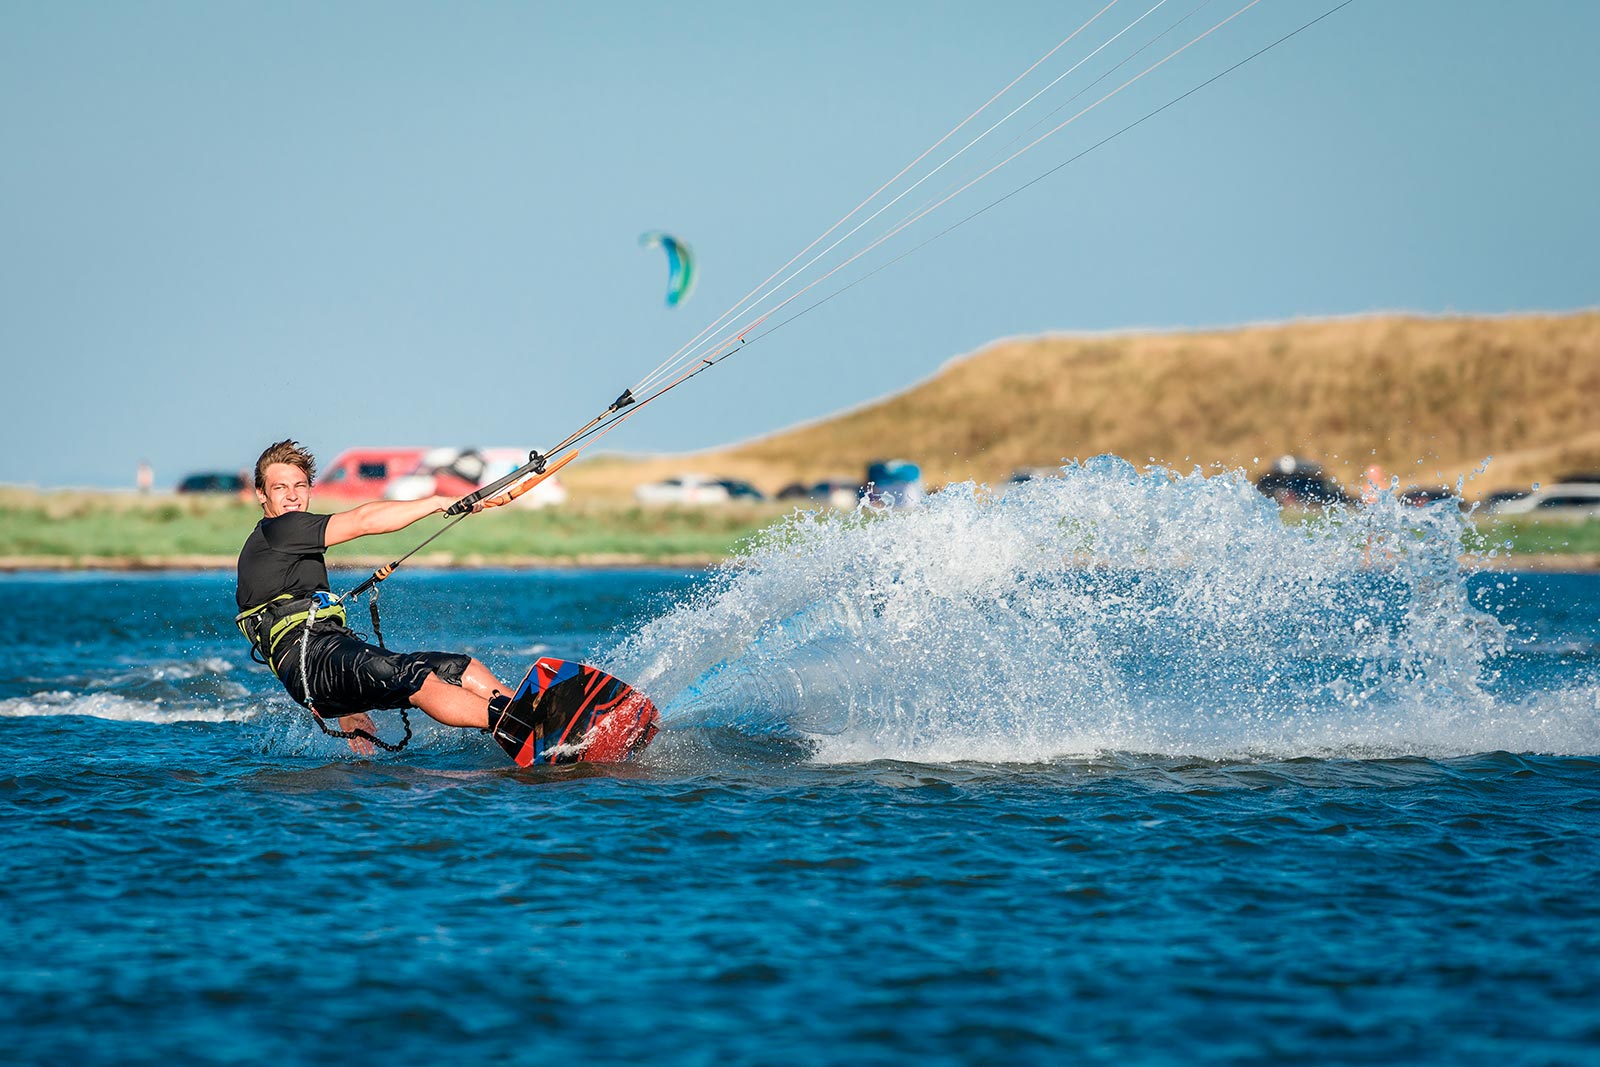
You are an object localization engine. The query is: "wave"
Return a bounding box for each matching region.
[0,653,259,725]
[0,688,253,725]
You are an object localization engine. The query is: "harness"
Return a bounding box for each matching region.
[235,593,348,671]
[236,590,412,753]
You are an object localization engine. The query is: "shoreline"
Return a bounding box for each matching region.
[3,552,1598,574]
[0,553,726,573]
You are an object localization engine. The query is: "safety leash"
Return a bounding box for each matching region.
[293,592,413,753]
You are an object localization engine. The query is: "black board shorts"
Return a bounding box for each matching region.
[272,623,471,718]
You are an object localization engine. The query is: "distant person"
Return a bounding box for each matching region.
[137,460,153,494]
[1360,464,1390,506]
[235,439,512,755]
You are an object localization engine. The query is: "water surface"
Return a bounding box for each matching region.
[4,465,1599,1065]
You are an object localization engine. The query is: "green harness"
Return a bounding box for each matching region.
[235,591,412,753]
[235,593,347,672]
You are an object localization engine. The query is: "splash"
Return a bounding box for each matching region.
[607,457,1598,762]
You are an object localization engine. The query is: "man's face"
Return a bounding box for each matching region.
[257,462,311,517]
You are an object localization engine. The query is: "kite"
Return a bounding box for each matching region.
[640,232,696,307]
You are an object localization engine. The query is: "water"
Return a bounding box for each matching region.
[4,462,1600,1066]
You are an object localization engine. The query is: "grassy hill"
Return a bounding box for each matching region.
[6,311,1597,570]
[562,311,1600,502]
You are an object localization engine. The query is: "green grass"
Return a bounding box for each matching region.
[326,503,791,564]
[1,488,1595,568]
[0,490,789,565]
[1470,516,1600,557]
[0,493,262,558]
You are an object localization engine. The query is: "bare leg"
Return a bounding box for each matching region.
[408,659,511,728]
[456,658,510,702]
[409,673,496,728]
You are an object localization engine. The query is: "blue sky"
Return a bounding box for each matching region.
[2,1,1596,489]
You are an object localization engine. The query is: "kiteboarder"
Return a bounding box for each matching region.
[235,439,511,754]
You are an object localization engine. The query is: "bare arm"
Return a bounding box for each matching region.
[324,495,455,547]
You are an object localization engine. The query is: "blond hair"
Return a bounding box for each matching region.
[253,439,317,492]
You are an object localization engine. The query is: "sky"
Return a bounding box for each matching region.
[2,0,1597,489]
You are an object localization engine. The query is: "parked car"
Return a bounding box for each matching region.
[176,471,248,494]
[385,447,568,508]
[1254,456,1352,507]
[1400,485,1461,509]
[1483,489,1531,510]
[777,479,863,508]
[635,474,732,506]
[863,459,924,507]
[475,448,569,508]
[1487,482,1600,518]
[316,447,429,501]
[713,478,767,502]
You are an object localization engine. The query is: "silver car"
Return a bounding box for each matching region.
[1488,482,1600,518]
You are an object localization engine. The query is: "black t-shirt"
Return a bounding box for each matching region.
[236,511,333,611]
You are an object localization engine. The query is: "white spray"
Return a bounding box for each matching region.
[606,457,1597,762]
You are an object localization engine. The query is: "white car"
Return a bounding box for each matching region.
[634,474,732,506]
[1487,482,1600,518]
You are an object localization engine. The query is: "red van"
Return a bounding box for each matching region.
[382,447,570,509]
[315,447,429,503]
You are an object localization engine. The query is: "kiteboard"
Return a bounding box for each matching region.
[488,657,660,767]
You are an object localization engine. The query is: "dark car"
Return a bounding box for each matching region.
[1254,457,1352,507]
[713,478,768,502]
[177,471,248,494]
[777,479,863,508]
[1399,485,1460,509]
[1483,489,1531,509]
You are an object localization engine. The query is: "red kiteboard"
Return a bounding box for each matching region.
[487,657,660,767]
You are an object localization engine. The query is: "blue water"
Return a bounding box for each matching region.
[4,464,1600,1066]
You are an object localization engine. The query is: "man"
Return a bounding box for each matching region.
[236,439,509,755]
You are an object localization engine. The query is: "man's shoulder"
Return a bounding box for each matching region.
[257,511,331,550]
[262,510,329,529]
